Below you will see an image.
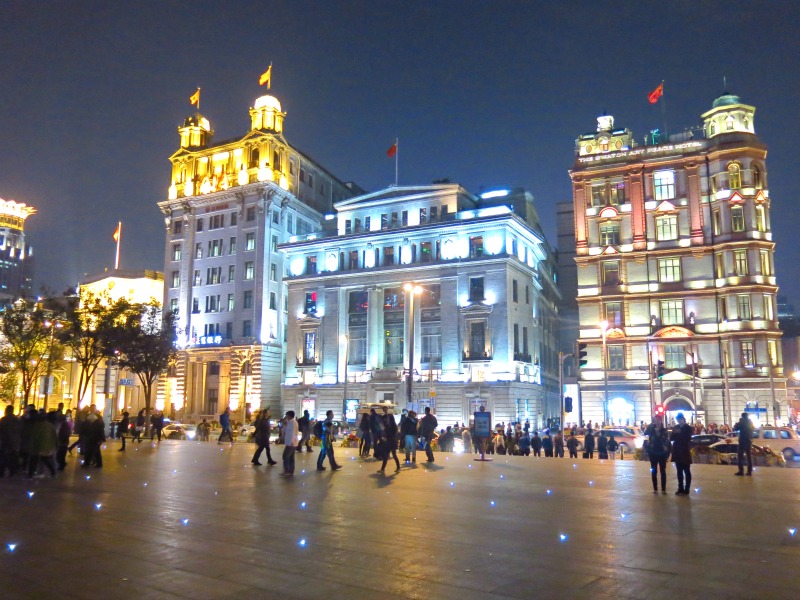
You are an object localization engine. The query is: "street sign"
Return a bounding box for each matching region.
[474,411,492,438]
[119,379,134,386]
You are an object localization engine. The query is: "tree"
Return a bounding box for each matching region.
[113,302,177,434]
[60,292,136,410]
[0,299,64,409]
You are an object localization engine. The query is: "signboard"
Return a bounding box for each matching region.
[119,379,134,386]
[301,397,316,419]
[474,411,492,438]
[343,399,358,423]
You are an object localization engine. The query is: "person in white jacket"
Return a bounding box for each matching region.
[281,411,298,476]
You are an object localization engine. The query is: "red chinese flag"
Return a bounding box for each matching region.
[648,83,664,104]
[386,142,397,158]
[112,223,121,242]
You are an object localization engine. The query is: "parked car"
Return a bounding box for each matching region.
[162,423,197,440]
[707,440,786,467]
[726,426,800,461]
[690,433,728,447]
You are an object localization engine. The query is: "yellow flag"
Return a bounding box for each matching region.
[189,88,200,106]
[259,65,272,88]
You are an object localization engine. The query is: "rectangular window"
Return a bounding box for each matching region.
[344,220,352,235]
[269,292,277,310]
[365,216,371,231]
[348,250,358,270]
[731,206,745,232]
[602,261,620,285]
[660,300,684,325]
[608,345,625,370]
[737,295,751,320]
[713,209,721,236]
[383,325,404,365]
[305,292,317,315]
[402,210,408,226]
[609,181,626,205]
[591,184,607,208]
[512,280,518,302]
[715,252,725,278]
[522,326,528,355]
[764,294,774,321]
[205,295,220,312]
[734,250,748,276]
[599,222,620,246]
[208,239,222,257]
[469,322,486,358]
[243,290,253,309]
[206,266,221,285]
[287,214,294,234]
[306,256,317,274]
[653,170,676,200]
[655,215,678,241]
[421,325,441,364]
[741,341,755,367]
[243,320,252,338]
[271,235,278,252]
[228,293,234,312]
[384,246,394,266]
[245,261,254,280]
[270,263,277,282]
[229,237,237,254]
[665,344,685,369]
[391,212,398,227]
[513,324,520,353]
[469,236,484,258]
[658,258,681,282]
[225,321,233,340]
[421,241,433,263]
[171,271,180,288]
[381,214,388,230]
[525,286,530,304]
[173,220,183,235]
[169,298,178,314]
[208,214,224,230]
[469,277,485,302]
[430,206,438,221]
[604,301,622,327]
[441,205,448,218]
[246,207,256,222]
[768,340,778,366]
[718,297,728,321]
[196,218,204,232]
[228,265,235,282]
[756,205,766,232]
[172,244,182,261]
[195,243,202,259]
[272,211,279,225]
[230,211,237,227]
[245,232,255,251]
[760,250,770,275]
[420,208,427,223]
[193,270,201,286]
[192,298,200,313]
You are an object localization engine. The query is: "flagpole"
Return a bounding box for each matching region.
[394,138,399,187]
[197,87,200,112]
[115,221,121,270]
[659,80,668,140]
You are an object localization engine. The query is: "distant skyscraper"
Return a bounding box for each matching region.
[0,198,35,304]
[157,90,359,421]
[571,94,784,427]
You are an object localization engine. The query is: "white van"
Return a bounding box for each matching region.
[728,426,800,461]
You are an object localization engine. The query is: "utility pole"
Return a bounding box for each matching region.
[559,352,573,434]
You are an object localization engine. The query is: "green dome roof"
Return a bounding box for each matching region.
[712,93,741,108]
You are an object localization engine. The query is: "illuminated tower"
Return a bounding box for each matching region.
[571,93,783,427]
[0,197,36,304]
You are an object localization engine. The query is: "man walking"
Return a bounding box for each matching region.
[670,412,693,495]
[401,410,418,463]
[296,409,313,453]
[251,409,277,466]
[733,412,754,476]
[566,432,580,459]
[316,410,341,471]
[218,407,233,443]
[281,411,297,476]
[419,406,438,463]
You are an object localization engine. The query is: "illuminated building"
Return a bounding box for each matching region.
[571,94,784,427]
[157,92,359,422]
[0,198,35,304]
[281,184,561,427]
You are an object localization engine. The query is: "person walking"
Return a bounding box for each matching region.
[378,409,401,473]
[531,431,542,457]
[281,411,297,476]
[461,426,473,455]
[670,413,693,496]
[218,407,233,443]
[358,413,371,457]
[67,405,89,455]
[566,432,580,459]
[197,418,210,441]
[419,406,438,463]
[296,410,313,453]
[583,428,595,459]
[401,410,418,463]
[597,431,609,459]
[645,421,671,493]
[370,408,384,460]
[118,411,130,452]
[554,430,565,458]
[316,410,342,471]
[251,409,277,466]
[131,409,145,443]
[151,411,165,442]
[606,435,619,460]
[0,405,22,478]
[27,411,58,479]
[733,412,754,476]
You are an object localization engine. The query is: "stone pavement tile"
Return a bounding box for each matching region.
[138,568,253,599]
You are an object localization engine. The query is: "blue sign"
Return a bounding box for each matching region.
[119,379,134,386]
[474,411,492,438]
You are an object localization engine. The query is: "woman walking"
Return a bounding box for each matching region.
[645,420,671,493]
[378,409,400,473]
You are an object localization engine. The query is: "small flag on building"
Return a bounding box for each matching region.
[386,141,398,158]
[259,64,272,88]
[648,82,664,104]
[189,87,200,107]
[112,223,121,242]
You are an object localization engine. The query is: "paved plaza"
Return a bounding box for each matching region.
[1,440,799,600]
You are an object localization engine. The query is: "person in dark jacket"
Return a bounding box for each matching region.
[296,410,313,453]
[82,410,106,468]
[670,413,693,495]
[645,421,671,493]
[0,405,22,477]
[251,409,277,466]
[131,409,145,443]
[583,428,595,459]
[531,431,542,457]
[55,410,71,470]
[117,411,130,452]
[27,411,58,478]
[566,433,580,458]
[419,407,438,463]
[378,409,401,473]
[541,432,553,457]
[358,413,372,457]
[400,410,418,463]
[733,412,754,476]
[597,431,609,459]
[316,410,341,471]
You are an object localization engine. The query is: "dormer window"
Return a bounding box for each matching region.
[726,116,735,131]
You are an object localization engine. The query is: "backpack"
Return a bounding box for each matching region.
[313,420,323,438]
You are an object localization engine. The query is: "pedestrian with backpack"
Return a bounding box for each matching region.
[316,410,341,471]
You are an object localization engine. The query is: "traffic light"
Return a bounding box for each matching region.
[656,360,666,379]
[577,342,588,368]
[656,405,665,417]
[564,396,573,413]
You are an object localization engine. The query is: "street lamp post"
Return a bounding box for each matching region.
[403,283,422,407]
[42,319,63,411]
[600,320,608,425]
[340,334,349,407]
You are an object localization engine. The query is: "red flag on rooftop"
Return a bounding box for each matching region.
[386,141,398,158]
[112,222,121,242]
[648,82,664,104]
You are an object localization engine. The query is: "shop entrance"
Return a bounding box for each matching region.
[664,396,695,425]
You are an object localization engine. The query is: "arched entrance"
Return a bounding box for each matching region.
[607,396,635,426]
[664,396,695,424]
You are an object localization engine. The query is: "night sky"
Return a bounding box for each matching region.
[1,1,798,303]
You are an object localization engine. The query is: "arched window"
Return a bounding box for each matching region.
[709,122,716,136]
[752,164,763,189]
[728,163,742,189]
[251,148,259,168]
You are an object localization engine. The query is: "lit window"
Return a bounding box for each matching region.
[245,261,255,280]
[602,261,620,285]
[731,206,745,232]
[228,294,234,311]
[230,237,237,254]
[604,301,622,327]
[760,250,770,275]
[734,250,748,276]
[737,295,751,320]
[270,263,277,282]
[172,244,182,261]
[169,298,178,314]
[193,270,201,286]
[305,292,317,315]
[195,243,202,259]
[608,345,625,370]
[599,222,620,246]
[591,184,606,207]
[658,258,681,282]
[171,271,180,288]
[713,210,721,236]
[728,163,741,189]
[665,345,685,369]
[764,294,774,321]
[660,300,684,325]
[741,341,755,367]
[756,205,766,232]
[653,171,675,201]
[246,232,255,251]
[656,215,678,241]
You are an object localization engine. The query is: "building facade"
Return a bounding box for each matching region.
[157,92,358,423]
[281,184,561,428]
[0,197,35,304]
[571,95,784,427]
